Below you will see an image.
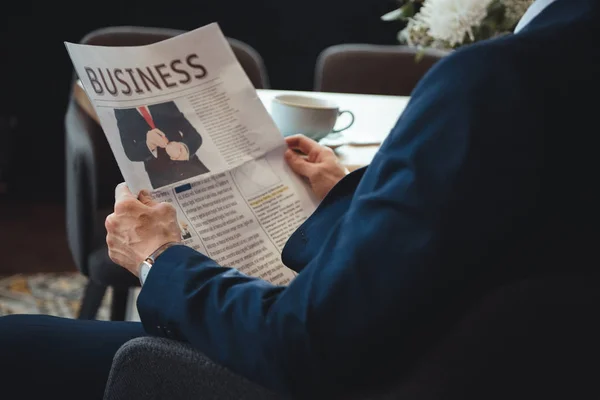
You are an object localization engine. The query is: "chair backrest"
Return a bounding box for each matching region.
[365,272,600,400]
[314,44,448,96]
[80,26,270,89]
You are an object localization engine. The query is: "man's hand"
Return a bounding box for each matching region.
[284,135,348,200]
[166,141,190,161]
[106,183,182,276]
[146,128,169,152]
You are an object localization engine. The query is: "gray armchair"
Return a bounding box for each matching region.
[65,26,270,320]
[104,272,600,399]
[314,44,448,96]
[104,337,281,400]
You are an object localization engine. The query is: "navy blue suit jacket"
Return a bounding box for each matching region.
[138,0,600,396]
[114,101,209,189]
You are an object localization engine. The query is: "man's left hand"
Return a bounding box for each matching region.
[106,183,182,276]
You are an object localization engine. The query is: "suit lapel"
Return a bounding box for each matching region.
[129,106,151,130]
[282,168,367,272]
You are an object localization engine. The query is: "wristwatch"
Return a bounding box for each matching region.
[138,242,180,285]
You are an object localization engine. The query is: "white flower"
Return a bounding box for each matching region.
[416,0,494,46]
[399,18,433,48]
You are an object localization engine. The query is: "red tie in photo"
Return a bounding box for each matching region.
[138,106,155,129]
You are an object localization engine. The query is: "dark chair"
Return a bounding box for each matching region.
[105,272,600,399]
[65,26,270,320]
[314,44,448,96]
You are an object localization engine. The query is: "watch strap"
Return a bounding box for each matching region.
[138,241,180,285]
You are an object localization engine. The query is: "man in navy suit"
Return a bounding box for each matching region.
[1,0,599,398]
[114,101,210,189]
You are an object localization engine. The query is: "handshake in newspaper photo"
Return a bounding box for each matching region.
[114,100,211,189]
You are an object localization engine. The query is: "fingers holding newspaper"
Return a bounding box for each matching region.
[284,134,348,200]
[106,134,345,276]
[106,183,181,275]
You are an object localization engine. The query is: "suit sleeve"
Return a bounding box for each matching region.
[115,108,154,162]
[137,48,538,396]
[171,102,202,155]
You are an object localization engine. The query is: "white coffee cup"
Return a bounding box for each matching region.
[271,94,355,142]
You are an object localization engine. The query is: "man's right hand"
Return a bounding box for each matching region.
[146,129,169,152]
[284,134,348,200]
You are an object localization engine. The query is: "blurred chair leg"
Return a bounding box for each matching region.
[110,287,129,321]
[78,280,106,320]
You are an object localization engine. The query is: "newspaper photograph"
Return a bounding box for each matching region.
[65,23,319,285]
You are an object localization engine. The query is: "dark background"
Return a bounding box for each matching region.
[0,0,401,203]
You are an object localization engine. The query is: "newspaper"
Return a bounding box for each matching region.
[65,23,319,285]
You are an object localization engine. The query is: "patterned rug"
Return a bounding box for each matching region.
[0,273,111,320]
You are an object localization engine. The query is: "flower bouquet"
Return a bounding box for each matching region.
[381,0,533,51]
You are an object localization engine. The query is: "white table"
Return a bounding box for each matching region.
[73,82,410,170]
[257,90,409,169]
